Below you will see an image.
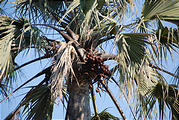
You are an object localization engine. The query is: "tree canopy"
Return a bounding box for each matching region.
[0,0,179,120]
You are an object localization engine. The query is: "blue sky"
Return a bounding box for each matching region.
[0,0,179,120]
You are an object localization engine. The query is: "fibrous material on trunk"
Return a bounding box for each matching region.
[50,42,78,101]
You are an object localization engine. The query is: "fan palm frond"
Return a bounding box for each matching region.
[112,33,154,101]
[4,68,54,120]
[135,64,159,119]
[0,15,47,92]
[148,81,179,120]
[0,15,21,84]
[142,0,179,26]
[116,33,148,64]
[22,85,54,120]
[5,84,54,120]
[59,0,132,43]
[135,67,179,120]
[13,0,66,23]
[138,0,179,63]
[154,26,179,62]
[91,109,120,120]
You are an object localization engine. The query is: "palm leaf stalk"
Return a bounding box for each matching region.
[0,66,52,104]
[90,84,100,120]
[99,79,126,120]
[110,76,137,120]
[5,80,52,120]
[149,63,179,79]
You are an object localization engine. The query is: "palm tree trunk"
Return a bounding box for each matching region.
[65,82,91,120]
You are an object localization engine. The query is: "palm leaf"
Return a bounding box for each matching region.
[136,68,179,120]
[135,64,159,119]
[156,27,179,47]
[13,0,66,23]
[59,0,131,43]
[142,0,179,26]
[0,15,47,92]
[145,19,179,63]
[154,26,179,62]
[91,109,120,120]
[5,84,54,120]
[113,33,151,97]
[116,33,148,65]
[149,82,179,120]
[5,70,54,120]
[22,85,54,120]
[0,15,20,84]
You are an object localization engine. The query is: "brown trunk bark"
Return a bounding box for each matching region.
[65,82,91,120]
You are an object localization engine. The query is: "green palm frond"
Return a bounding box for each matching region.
[113,33,160,116]
[4,70,54,120]
[114,33,151,96]
[136,73,179,120]
[5,84,54,120]
[59,0,131,41]
[116,33,148,65]
[22,85,54,120]
[0,15,21,83]
[154,26,179,61]
[0,15,47,88]
[149,82,179,120]
[156,27,179,47]
[136,90,157,120]
[143,19,179,63]
[13,0,66,23]
[91,109,120,120]
[139,0,179,63]
[135,64,159,119]
[142,0,179,26]
[114,56,166,119]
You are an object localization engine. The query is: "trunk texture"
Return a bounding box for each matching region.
[65,82,91,120]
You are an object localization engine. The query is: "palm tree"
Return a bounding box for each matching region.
[0,0,179,120]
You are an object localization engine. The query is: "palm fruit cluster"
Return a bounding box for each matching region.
[84,51,110,84]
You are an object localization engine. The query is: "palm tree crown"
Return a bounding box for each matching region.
[0,0,178,120]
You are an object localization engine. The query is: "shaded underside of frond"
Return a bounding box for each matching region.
[14,0,66,23]
[5,73,54,120]
[22,85,54,120]
[91,109,120,120]
[149,82,179,120]
[0,14,50,98]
